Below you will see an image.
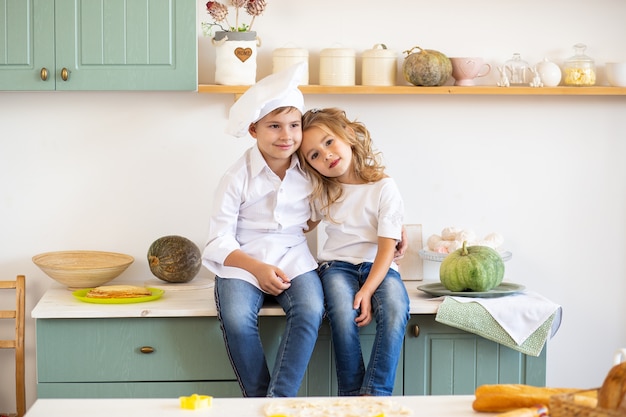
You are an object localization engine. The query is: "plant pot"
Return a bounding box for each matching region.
[212,31,261,85]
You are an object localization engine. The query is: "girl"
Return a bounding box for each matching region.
[298,107,410,396]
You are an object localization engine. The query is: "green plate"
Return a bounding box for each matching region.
[72,288,165,304]
[417,282,525,298]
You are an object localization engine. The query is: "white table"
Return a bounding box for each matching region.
[25,396,481,417]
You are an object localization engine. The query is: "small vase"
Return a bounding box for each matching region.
[212,31,261,85]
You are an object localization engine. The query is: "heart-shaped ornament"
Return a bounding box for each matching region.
[234,48,253,63]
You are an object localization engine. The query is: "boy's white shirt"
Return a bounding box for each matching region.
[313,177,404,270]
[202,145,318,290]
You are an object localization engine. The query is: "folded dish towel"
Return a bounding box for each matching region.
[434,291,562,357]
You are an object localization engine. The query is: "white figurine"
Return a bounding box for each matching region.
[529,66,543,88]
[497,66,510,87]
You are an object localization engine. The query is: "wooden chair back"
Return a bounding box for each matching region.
[0,275,26,417]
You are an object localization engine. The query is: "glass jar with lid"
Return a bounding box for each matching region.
[563,43,596,86]
[505,53,530,85]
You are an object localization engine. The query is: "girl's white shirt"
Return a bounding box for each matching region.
[313,177,404,269]
[202,145,318,290]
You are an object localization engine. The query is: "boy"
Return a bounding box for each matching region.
[202,63,324,397]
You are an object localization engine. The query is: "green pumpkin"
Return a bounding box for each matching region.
[439,241,505,292]
[402,46,452,86]
[147,235,202,283]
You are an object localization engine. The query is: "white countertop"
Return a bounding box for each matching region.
[25,395,480,417]
[31,280,441,319]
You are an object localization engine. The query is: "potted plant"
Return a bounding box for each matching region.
[202,1,267,85]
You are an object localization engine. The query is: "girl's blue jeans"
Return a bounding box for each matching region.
[318,260,410,396]
[214,271,324,397]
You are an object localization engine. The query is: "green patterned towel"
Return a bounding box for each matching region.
[435,296,561,357]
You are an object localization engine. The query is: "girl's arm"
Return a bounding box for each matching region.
[353,236,398,327]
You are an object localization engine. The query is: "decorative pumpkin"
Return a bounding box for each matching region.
[403,46,452,86]
[147,235,202,283]
[439,241,505,292]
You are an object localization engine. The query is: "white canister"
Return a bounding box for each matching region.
[272,47,309,84]
[319,47,356,86]
[362,44,398,86]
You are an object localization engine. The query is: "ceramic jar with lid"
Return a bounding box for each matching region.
[535,58,562,87]
[319,47,356,86]
[563,43,596,86]
[272,47,309,84]
[361,44,397,86]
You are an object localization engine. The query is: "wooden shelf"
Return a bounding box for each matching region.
[198,84,626,97]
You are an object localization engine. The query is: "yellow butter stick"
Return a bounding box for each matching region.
[179,393,213,410]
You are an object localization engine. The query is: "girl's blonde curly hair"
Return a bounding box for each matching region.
[299,107,386,216]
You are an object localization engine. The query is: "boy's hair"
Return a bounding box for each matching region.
[300,107,386,216]
[253,106,301,126]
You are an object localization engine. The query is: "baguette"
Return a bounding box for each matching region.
[598,361,626,410]
[473,384,581,412]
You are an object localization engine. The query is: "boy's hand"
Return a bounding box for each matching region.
[255,264,291,295]
[394,225,408,261]
[224,250,291,296]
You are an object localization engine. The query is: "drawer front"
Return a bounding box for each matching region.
[37,317,236,382]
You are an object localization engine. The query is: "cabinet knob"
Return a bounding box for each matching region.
[61,68,70,81]
[139,346,155,354]
[412,325,420,337]
[40,68,49,81]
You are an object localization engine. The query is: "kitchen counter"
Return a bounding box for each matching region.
[31,281,440,319]
[25,395,479,417]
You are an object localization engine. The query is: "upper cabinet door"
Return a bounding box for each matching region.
[55,0,197,90]
[0,0,55,90]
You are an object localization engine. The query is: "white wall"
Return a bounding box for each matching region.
[1,0,625,410]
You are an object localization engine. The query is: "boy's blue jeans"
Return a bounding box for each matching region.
[318,260,410,396]
[214,271,324,397]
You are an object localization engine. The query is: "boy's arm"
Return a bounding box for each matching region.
[394,225,408,260]
[224,249,291,296]
[353,236,397,327]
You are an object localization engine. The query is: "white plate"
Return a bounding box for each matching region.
[418,249,512,262]
[417,282,525,298]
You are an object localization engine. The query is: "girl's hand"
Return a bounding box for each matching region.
[353,290,373,327]
[254,264,291,296]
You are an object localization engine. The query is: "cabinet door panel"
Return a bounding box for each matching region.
[0,0,54,90]
[55,0,196,90]
[403,316,546,395]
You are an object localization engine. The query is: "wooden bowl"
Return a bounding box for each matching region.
[33,250,134,290]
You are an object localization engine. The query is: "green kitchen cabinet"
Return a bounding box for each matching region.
[35,315,545,399]
[0,0,196,91]
[403,315,546,395]
[35,315,403,399]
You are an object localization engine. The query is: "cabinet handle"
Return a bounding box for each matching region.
[40,68,48,81]
[61,68,70,81]
[412,325,420,337]
[139,346,155,354]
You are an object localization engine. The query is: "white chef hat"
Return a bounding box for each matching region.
[226,62,307,138]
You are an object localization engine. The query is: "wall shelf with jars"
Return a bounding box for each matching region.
[197,84,626,98]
